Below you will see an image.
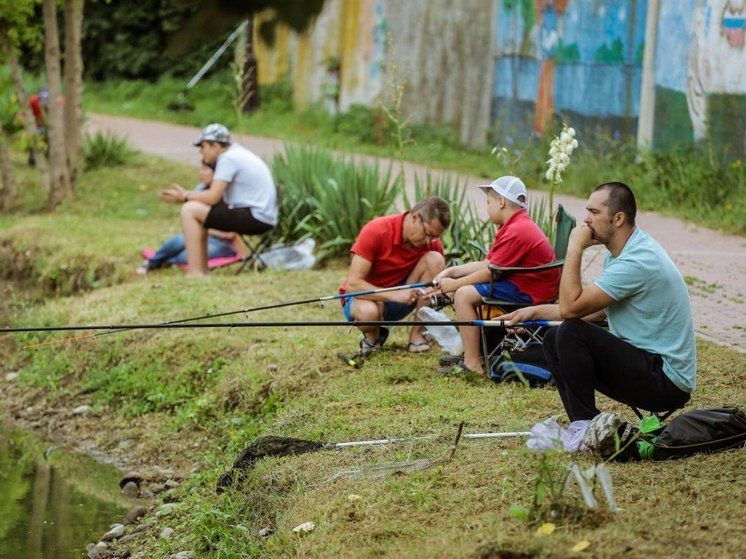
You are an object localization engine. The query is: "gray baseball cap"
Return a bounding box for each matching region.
[477,175,528,207]
[192,123,231,146]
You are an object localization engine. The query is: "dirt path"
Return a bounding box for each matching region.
[88,113,746,352]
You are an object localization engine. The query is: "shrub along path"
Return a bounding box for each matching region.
[88,113,746,352]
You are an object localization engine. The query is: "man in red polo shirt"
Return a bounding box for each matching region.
[340,197,451,356]
[428,176,560,374]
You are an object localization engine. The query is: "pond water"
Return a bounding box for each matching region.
[0,424,133,559]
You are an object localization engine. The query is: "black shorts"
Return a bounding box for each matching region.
[204,201,274,236]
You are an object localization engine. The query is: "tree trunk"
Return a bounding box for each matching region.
[63,0,84,190]
[0,30,50,195]
[242,16,260,113]
[42,0,71,208]
[0,127,18,211]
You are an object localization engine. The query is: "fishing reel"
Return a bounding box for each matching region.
[428,293,453,310]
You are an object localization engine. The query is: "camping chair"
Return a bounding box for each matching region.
[234,229,276,274]
[478,204,576,374]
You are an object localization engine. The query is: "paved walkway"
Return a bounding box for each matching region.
[88,114,746,352]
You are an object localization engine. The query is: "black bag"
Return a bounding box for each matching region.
[651,407,746,460]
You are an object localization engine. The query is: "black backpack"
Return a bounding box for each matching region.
[649,407,746,460]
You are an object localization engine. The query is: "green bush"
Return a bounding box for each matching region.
[334,103,390,145]
[83,131,135,170]
[272,145,400,255]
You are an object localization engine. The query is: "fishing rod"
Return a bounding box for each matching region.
[85,280,439,340]
[9,281,442,349]
[4,319,562,334]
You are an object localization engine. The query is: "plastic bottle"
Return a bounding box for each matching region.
[417,306,463,355]
[259,238,316,271]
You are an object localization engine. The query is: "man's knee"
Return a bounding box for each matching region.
[351,300,381,321]
[421,250,445,273]
[180,200,208,222]
[554,318,591,347]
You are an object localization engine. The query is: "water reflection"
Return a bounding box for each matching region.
[0,428,130,559]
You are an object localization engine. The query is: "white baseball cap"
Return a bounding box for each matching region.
[478,175,528,207]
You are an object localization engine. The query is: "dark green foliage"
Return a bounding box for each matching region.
[334,104,390,145]
[81,0,232,80]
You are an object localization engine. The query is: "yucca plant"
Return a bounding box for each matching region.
[272,145,400,255]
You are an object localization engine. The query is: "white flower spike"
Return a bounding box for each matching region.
[546,123,578,185]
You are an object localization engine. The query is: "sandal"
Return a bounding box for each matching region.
[407,341,431,353]
[358,327,389,358]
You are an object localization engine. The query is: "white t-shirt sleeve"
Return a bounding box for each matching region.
[214,154,238,183]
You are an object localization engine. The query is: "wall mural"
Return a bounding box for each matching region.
[656,0,746,154]
[492,0,646,141]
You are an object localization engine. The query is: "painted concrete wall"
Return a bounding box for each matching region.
[253,0,746,154]
[492,0,646,142]
[655,0,746,156]
[252,0,494,147]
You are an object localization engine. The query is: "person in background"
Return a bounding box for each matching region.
[160,123,277,277]
[137,160,242,275]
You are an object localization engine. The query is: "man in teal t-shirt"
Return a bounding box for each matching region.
[502,182,695,421]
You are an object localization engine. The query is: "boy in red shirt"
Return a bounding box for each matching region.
[428,176,560,374]
[340,197,451,356]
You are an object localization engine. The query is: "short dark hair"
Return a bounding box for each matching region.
[412,197,451,229]
[594,182,636,226]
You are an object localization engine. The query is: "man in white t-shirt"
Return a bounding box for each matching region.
[161,123,278,277]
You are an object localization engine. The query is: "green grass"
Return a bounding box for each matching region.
[1,139,744,558]
[0,148,195,298]
[84,74,746,236]
[3,269,744,558]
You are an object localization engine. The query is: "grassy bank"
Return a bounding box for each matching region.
[1,147,744,558]
[84,75,746,236]
[3,269,745,558]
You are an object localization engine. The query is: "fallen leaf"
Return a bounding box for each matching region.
[536,522,556,536]
[571,540,591,552]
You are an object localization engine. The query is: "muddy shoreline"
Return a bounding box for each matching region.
[0,373,202,558]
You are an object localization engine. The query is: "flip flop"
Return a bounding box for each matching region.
[407,341,431,353]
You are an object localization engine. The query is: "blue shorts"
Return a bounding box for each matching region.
[342,297,416,322]
[474,280,532,304]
